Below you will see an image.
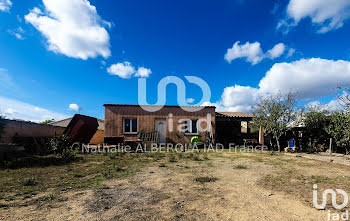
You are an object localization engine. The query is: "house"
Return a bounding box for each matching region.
[215,112,257,146]
[104,104,216,145]
[104,104,259,147]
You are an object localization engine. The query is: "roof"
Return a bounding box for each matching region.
[50,117,104,124]
[103,104,216,108]
[216,112,254,118]
[50,115,105,130]
[287,117,306,128]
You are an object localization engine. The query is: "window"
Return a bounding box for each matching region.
[185,119,198,134]
[124,118,137,133]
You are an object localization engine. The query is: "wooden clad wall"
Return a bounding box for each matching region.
[104,105,216,144]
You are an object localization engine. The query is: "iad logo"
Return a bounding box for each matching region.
[313,184,349,221]
[138,76,211,112]
[313,184,348,210]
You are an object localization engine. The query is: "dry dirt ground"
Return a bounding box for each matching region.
[1,151,349,221]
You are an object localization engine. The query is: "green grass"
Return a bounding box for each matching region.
[235,164,248,169]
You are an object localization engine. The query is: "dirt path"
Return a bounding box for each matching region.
[0,154,330,221]
[285,152,350,166]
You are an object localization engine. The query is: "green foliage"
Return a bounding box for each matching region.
[326,111,350,154]
[49,135,68,154]
[61,149,77,162]
[41,119,55,125]
[252,92,298,151]
[303,106,331,152]
[304,110,330,140]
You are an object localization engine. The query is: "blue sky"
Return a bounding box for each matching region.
[1,0,350,121]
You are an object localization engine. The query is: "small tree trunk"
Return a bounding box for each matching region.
[276,137,281,152]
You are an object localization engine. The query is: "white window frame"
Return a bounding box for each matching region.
[184,119,199,135]
[123,118,138,134]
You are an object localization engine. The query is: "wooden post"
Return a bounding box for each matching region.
[329,138,333,156]
[259,127,265,152]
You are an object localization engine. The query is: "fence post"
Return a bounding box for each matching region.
[329,138,332,156]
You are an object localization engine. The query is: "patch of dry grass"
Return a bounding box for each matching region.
[0,153,153,203]
[194,176,218,183]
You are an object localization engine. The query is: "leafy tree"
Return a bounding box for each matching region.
[42,119,55,125]
[303,105,331,151]
[252,92,298,152]
[326,111,350,155]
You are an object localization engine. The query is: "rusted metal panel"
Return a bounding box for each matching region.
[64,114,99,145]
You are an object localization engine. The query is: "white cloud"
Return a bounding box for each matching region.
[0,96,69,122]
[213,58,350,112]
[8,27,25,40]
[224,41,286,65]
[225,41,264,65]
[25,0,111,60]
[107,62,135,79]
[327,99,344,111]
[135,67,152,78]
[282,0,350,33]
[266,43,286,59]
[306,99,343,112]
[286,48,296,58]
[186,98,195,104]
[0,0,12,12]
[68,103,80,111]
[107,62,152,79]
[259,58,350,99]
[215,85,259,112]
[221,85,259,110]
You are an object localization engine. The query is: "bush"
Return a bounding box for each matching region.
[49,135,68,154]
[61,149,76,162]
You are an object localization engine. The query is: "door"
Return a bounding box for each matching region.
[155,119,166,143]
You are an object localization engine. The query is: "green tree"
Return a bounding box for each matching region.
[42,119,55,125]
[303,105,331,151]
[326,111,350,155]
[252,92,298,152]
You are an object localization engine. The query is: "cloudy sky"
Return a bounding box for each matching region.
[0,0,350,121]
